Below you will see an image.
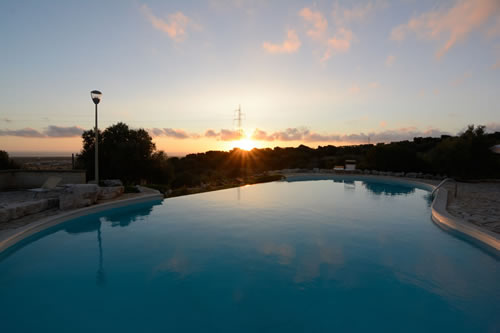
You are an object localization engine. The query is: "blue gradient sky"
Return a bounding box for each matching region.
[1,0,499,155]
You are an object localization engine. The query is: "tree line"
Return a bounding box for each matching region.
[72,123,499,189]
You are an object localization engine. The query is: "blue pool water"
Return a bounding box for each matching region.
[0,178,499,332]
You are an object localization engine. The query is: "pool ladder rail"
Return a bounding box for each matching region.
[431,178,457,198]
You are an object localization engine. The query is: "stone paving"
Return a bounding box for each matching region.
[443,182,500,234]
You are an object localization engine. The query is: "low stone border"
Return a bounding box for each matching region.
[0,190,164,253]
[284,173,500,252]
[431,187,500,251]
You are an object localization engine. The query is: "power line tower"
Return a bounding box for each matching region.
[233,104,245,137]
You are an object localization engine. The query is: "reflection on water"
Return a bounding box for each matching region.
[96,226,106,286]
[1,182,499,332]
[362,181,415,196]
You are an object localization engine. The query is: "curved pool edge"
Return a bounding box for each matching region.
[0,191,164,253]
[431,187,500,251]
[284,173,500,252]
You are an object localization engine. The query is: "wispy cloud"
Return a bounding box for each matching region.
[262,29,301,54]
[149,128,242,141]
[0,125,84,138]
[348,84,361,95]
[451,71,472,86]
[149,128,192,139]
[141,4,198,42]
[0,128,45,138]
[44,125,84,137]
[333,0,387,25]
[391,0,500,58]
[251,127,451,144]
[299,7,354,62]
[322,28,353,62]
[299,8,328,40]
[385,54,396,67]
[219,129,243,141]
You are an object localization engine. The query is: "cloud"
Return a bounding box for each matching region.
[299,8,328,40]
[390,0,500,58]
[1,118,11,123]
[385,54,396,67]
[163,128,191,139]
[322,27,353,61]
[44,125,84,137]
[251,127,451,144]
[262,30,301,54]
[451,71,472,86]
[149,128,243,141]
[149,128,192,139]
[368,81,380,89]
[0,128,45,138]
[333,0,387,25]
[204,129,218,138]
[0,126,86,138]
[348,83,361,94]
[219,129,243,141]
[300,7,354,62]
[141,5,197,42]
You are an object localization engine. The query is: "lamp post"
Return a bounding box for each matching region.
[91,90,102,185]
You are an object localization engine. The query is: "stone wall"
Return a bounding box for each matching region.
[0,170,86,190]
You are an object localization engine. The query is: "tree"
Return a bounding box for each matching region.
[0,150,19,170]
[76,122,172,184]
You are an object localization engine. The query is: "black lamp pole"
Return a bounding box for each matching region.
[91,90,102,184]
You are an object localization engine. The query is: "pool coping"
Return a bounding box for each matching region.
[284,173,500,252]
[1,175,498,254]
[0,191,164,253]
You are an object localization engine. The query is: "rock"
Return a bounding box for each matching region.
[59,184,99,210]
[98,186,124,200]
[0,198,58,223]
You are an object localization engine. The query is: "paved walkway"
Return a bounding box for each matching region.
[443,182,500,234]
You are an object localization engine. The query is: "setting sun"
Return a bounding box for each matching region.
[233,138,256,151]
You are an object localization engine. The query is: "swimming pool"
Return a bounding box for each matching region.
[1,178,499,332]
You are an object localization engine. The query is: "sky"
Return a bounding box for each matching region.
[1,0,499,156]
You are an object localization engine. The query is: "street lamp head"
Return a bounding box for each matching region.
[91,90,103,105]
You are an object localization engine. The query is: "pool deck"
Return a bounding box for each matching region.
[0,187,164,252]
[1,175,499,252]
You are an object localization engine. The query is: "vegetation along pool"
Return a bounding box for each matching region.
[1,178,499,332]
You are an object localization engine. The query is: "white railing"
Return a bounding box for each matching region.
[431,178,457,197]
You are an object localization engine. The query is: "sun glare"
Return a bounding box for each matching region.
[234,138,256,151]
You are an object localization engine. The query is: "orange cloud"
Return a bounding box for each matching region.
[141,5,197,42]
[322,28,353,62]
[262,30,301,54]
[391,0,500,58]
[385,54,396,67]
[300,7,354,62]
[299,8,328,40]
[348,83,361,95]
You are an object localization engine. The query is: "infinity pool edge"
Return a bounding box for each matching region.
[0,191,164,253]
